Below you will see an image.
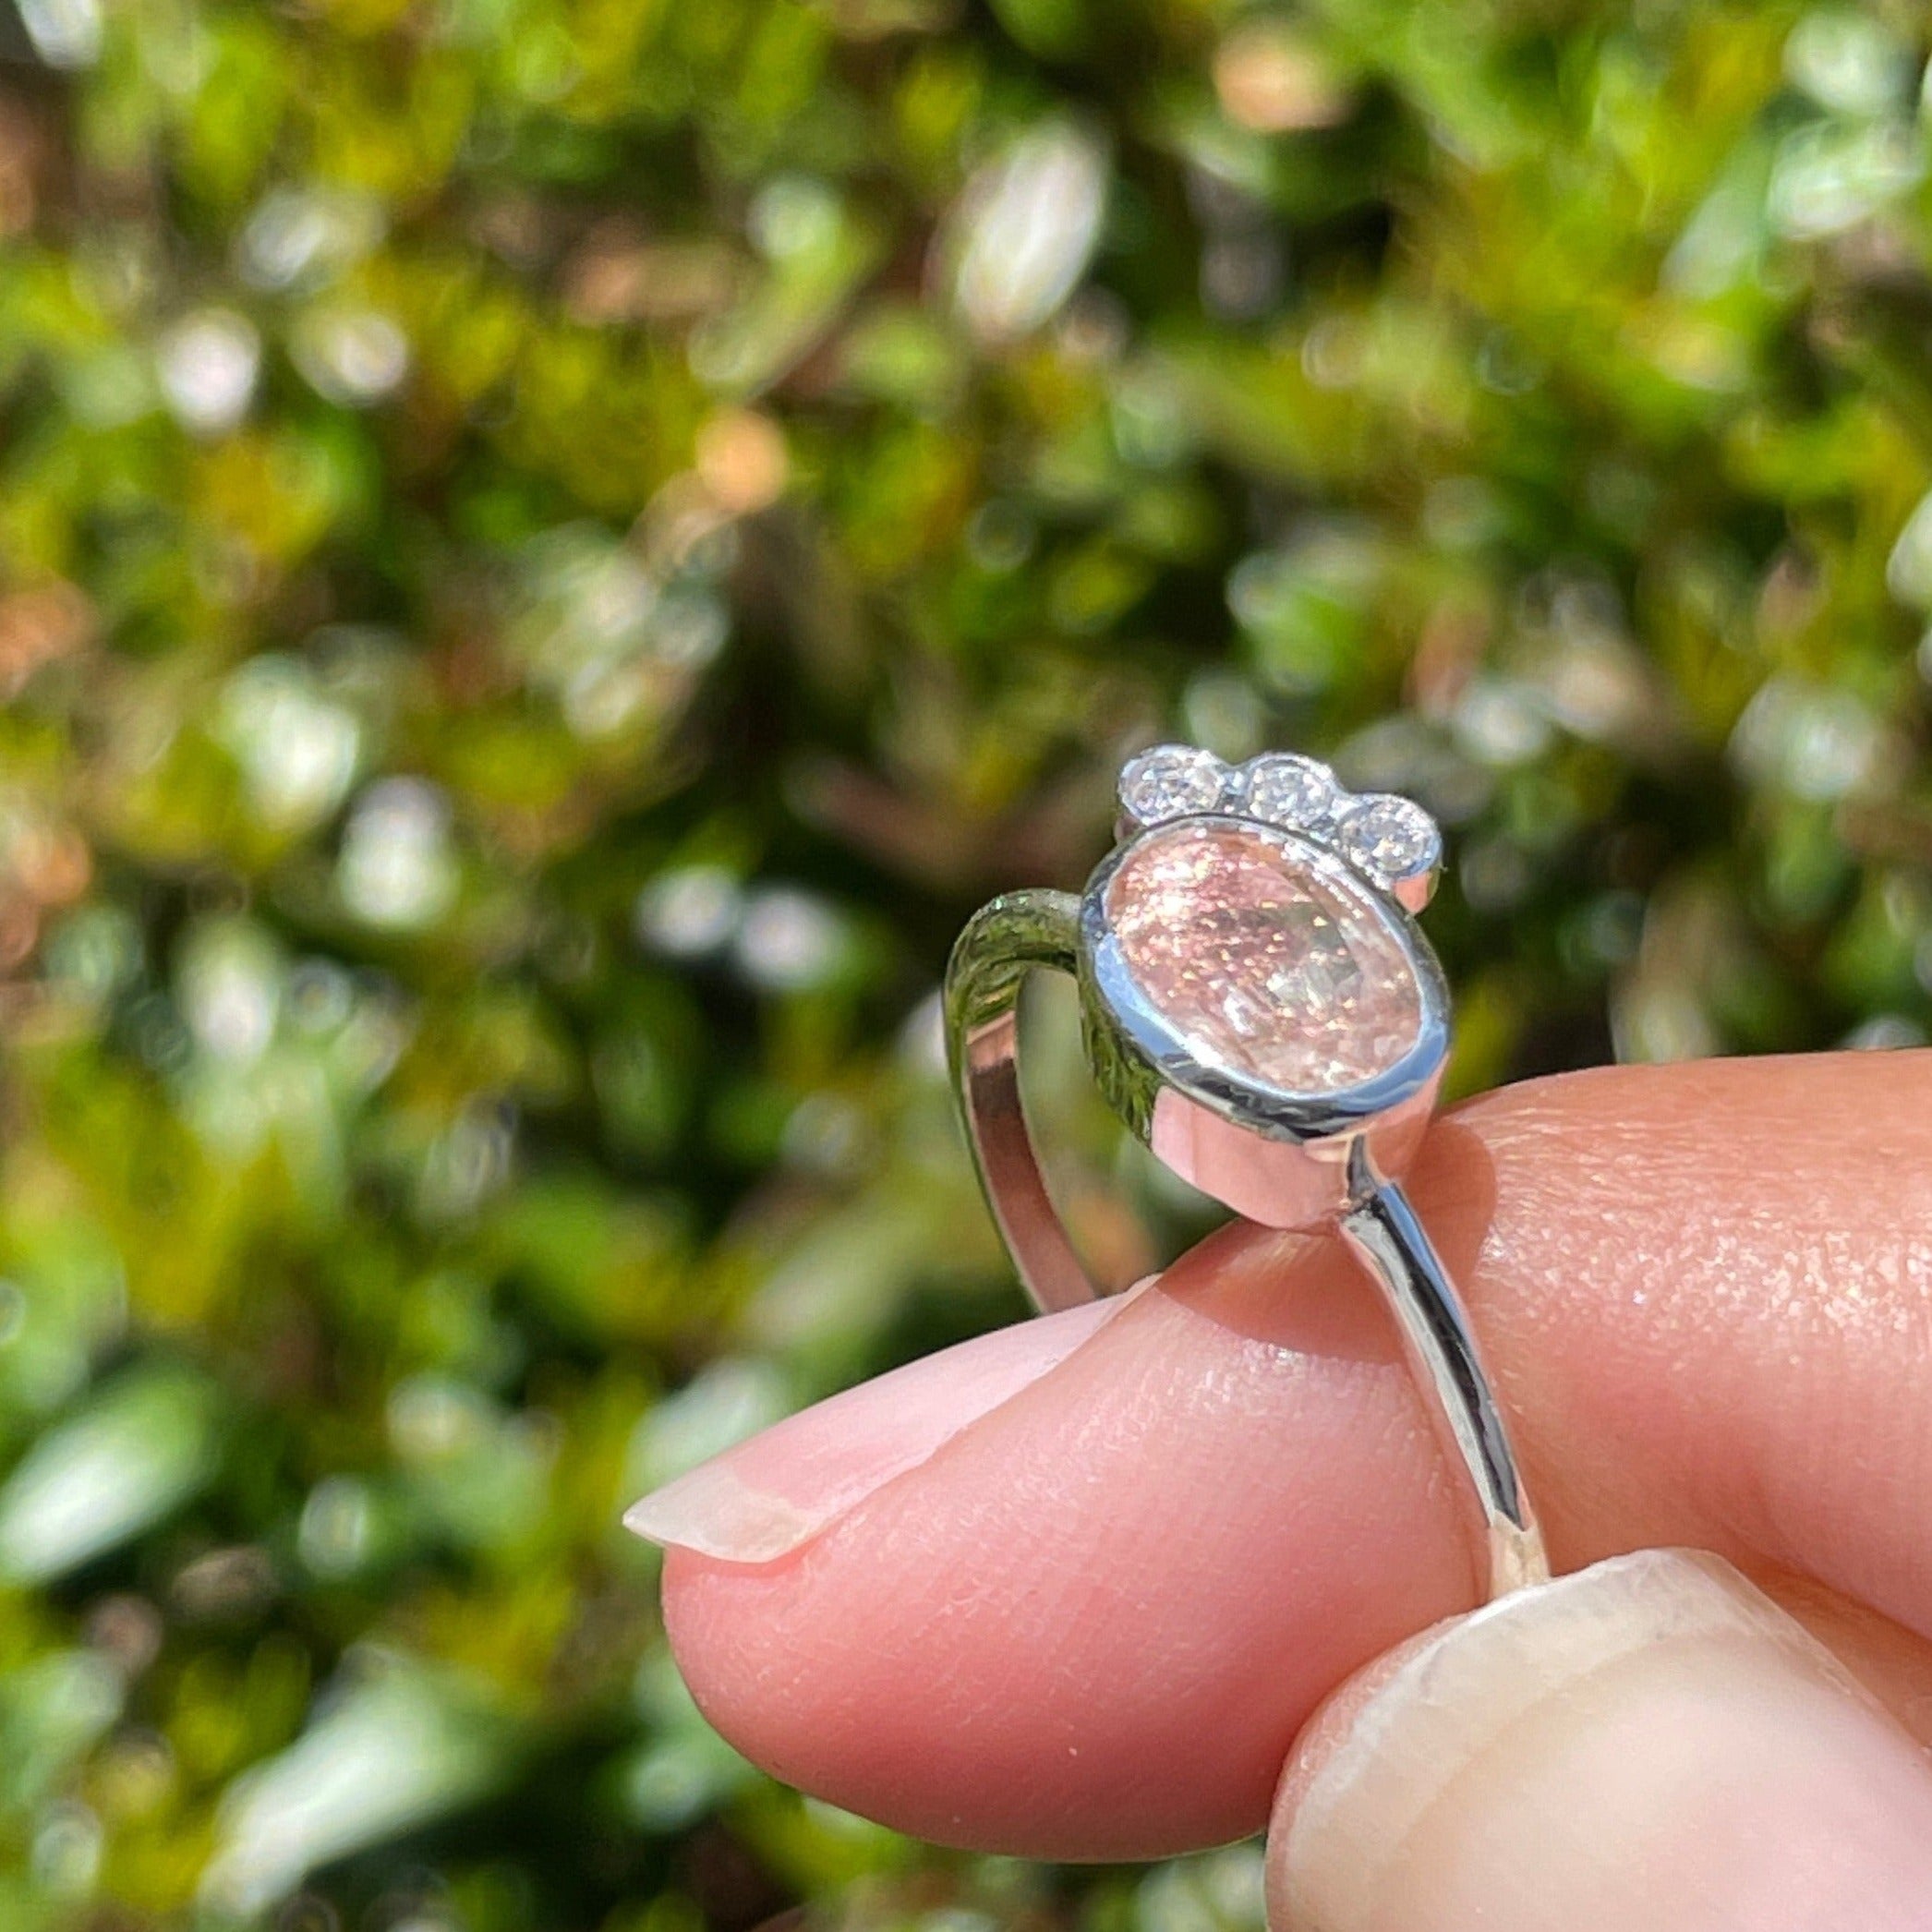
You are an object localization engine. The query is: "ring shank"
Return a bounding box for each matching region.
[944,889,1551,1600]
[1339,1163,1550,1596]
[946,891,1093,1312]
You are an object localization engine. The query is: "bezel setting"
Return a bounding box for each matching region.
[1073,812,1448,1228]
[1116,743,1443,910]
[1117,743,1232,829]
[1336,792,1443,896]
[1237,752,1343,834]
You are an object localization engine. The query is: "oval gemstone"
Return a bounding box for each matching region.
[1105,821,1423,1093]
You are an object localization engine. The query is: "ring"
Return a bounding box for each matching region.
[943,743,1550,1601]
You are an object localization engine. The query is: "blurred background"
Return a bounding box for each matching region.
[0,0,1929,1925]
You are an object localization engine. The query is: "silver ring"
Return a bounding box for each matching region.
[943,743,1549,1602]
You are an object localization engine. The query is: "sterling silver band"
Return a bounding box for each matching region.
[1335,1146,1550,1597]
[944,755,1551,1604]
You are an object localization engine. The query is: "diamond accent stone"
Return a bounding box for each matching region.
[1105,820,1423,1093]
[1117,744,1232,827]
[1336,794,1441,885]
[1239,753,1340,833]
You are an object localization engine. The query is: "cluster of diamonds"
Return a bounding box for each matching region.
[1116,743,1442,898]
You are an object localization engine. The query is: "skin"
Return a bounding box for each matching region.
[653,1054,1932,1887]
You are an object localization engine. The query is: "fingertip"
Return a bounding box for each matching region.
[659,1055,1932,1862]
[659,1274,1465,1855]
[1267,1551,1932,1932]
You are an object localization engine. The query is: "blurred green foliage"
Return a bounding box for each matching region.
[0,0,1928,1925]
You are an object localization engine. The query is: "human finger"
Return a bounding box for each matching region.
[1268,1549,1932,1932]
[632,1052,1932,1855]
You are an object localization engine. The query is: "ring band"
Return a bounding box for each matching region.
[944,746,1550,1602]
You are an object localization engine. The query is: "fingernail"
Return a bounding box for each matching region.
[1275,1548,1932,1932]
[624,1287,1141,1563]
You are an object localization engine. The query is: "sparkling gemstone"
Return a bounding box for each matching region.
[1117,744,1232,826]
[1105,821,1424,1093]
[1336,794,1441,885]
[1239,753,1340,832]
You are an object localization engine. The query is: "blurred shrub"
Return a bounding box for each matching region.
[0,0,1927,1926]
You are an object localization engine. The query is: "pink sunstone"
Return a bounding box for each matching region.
[1105,821,1422,1093]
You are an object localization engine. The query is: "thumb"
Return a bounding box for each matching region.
[1267,1549,1932,1932]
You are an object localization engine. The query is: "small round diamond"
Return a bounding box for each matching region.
[1239,754,1339,832]
[1117,744,1232,826]
[1336,794,1442,884]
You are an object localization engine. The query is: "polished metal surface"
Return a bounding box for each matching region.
[944,888,1092,1313]
[942,760,1551,1600]
[1340,1145,1549,1595]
